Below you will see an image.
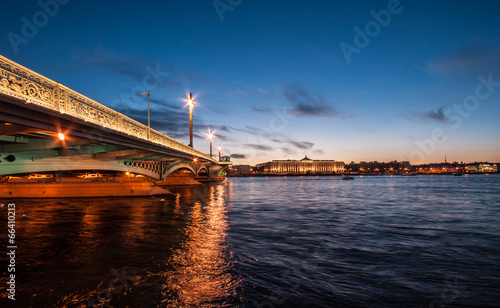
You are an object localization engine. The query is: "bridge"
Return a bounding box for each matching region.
[0,55,231,197]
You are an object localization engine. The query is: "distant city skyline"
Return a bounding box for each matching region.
[1,1,499,165]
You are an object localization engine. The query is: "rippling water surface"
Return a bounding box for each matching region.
[1,175,500,307]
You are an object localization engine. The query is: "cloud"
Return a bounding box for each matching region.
[243,144,273,151]
[251,106,273,114]
[281,147,295,155]
[313,149,324,156]
[281,84,342,118]
[112,101,208,142]
[77,46,205,89]
[78,47,167,82]
[285,139,314,149]
[230,125,316,154]
[214,125,231,133]
[426,44,500,77]
[230,126,273,139]
[422,106,450,123]
[213,134,231,142]
[230,153,247,159]
[404,105,450,124]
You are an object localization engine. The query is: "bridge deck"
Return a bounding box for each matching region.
[0,54,214,162]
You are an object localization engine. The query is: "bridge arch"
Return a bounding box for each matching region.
[217,165,231,176]
[162,161,197,178]
[197,165,209,177]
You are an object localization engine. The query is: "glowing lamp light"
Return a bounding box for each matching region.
[58,133,65,141]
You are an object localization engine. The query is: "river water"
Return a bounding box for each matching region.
[1,175,499,307]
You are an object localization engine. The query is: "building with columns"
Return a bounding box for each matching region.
[256,155,345,174]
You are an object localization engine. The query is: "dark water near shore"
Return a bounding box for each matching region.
[1,175,500,307]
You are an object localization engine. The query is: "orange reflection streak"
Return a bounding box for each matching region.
[172,193,182,218]
[162,184,239,307]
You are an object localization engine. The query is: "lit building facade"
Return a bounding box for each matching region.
[257,156,345,174]
[467,163,498,173]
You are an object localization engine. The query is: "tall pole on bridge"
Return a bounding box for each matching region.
[218,144,222,161]
[208,130,214,158]
[188,92,194,148]
[140,91,151,140]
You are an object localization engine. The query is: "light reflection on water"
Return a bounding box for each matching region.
[0,182,240,307]
[1,175,500,307]
[160,185,239,307]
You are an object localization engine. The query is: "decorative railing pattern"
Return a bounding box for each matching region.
[123,160,163,173]
[0,55,214,162]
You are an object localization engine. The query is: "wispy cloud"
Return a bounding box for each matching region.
[231,126,315,150]
[229,153,247,159]
[404,105,450,124]
[77,46,205,88]
[281,147,295,155]
[422,106,449,123]
[426,44,500,77]
[251,106,273,114]
[212,133,231,142]
[112,102,207,141]
[230,126,273,139]
[281,84,342,118]
[243,144,273,151]
[285,139,314,149]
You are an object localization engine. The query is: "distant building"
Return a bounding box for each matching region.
[256,155,345,174]
[467,163,498,173]
[416,163,463,174]
[228,165,254,176]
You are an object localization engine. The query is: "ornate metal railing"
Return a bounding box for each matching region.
[0,55,214,162]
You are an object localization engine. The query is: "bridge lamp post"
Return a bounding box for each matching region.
[218,144,222,161]
[188,93,194,148]
[208,130,214,158]
[140,91,151,140]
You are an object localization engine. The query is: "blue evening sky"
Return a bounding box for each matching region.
[1,0,499,164]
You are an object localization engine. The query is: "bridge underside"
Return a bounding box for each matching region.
[0,94,227,182]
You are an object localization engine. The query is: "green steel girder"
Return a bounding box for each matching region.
[0,135,29,143]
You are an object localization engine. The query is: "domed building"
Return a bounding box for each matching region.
[256,155,344,174]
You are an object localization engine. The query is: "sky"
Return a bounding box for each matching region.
[1,0,500,165]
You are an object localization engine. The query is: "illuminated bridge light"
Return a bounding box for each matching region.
[58,133,65,141]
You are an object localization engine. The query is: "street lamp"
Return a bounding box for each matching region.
[208,130,214,158]
[187,92,194,147]
[140,91,150,140]
[218,144,221,161]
